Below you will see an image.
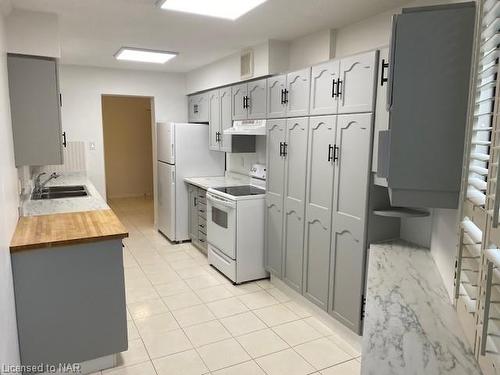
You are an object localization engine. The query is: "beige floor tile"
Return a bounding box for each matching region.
[111,339,149,370]
[283,301,312,318]
[195,285,234,303]
[255,349,315,375]
[154,280,191,297]
[125,286,160,304]
[211,360,266,375]
[256,280,273,290]
[126,320,140,340]
[162,291,203,311]
[220,312,267,336]
[184,320,231,347]
[294,337,352,370]
[134,312,179,336]
[197,338,251,371]
[302,317,334,336]
[272,320,322,346]
[185,273,224,290]
[206,297,249,318]
[236,329,289,358]
[104,361,156,375]
[141,329,193,359]
[326,335,361,358]
[146,271,181,286]
[238,291,279,310]
[253,304,300,327]
[177,266,209,279]
[153,349,208,375]
[127,299,168,320]
[170,258,201,270]
[320,359,361,375]
[266,288,291,303]
[162,251,193,263]
[171,304,216,327]
[225,283,262,296]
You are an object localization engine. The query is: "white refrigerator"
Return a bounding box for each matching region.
[157,122,225,242]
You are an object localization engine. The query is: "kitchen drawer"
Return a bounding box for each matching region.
[198,232,207,249]
[198,202,207,219]
[197,191,207,205]
[198,217,207,234]
[208,244,236,282]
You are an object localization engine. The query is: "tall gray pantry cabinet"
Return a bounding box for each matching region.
[265,50,377,334]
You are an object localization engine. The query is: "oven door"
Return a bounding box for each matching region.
[207,193,237,259]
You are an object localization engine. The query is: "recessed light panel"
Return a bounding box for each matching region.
[159,0,268,20]
[114,47,178,64]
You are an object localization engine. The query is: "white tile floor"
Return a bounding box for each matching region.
[96,197,361,375]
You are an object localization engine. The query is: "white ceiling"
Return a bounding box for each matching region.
[11,0,410,73]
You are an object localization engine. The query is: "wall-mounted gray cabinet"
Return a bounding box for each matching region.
[188,92,209,123]
[378,3,475,208]
[231,79,267,120]
[267,69,311,119]
[7,54,64,167]
[310,51,378,117]
[264,117,309,293]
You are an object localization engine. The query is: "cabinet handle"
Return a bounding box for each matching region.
[381,59,389,86]
[333,144,340,162]
[280,89,284,104]
[199,224,205,228]
[59,93,63,107]
[199,209,205,213]
[283,142,288,157]
[62,132,67,148]
[194,104,199,114]
[331,80,337,98]
[336,79,343,97]
[328,144,334,162]
[242,96,246,109]
[194,197,197,206]
[199,239,205,243]
[284,89,289,104]
[216,131,220,143]
[279,142,284,157]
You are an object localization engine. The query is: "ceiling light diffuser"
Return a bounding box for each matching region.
[114,47,178,64]
[159,0,268,20]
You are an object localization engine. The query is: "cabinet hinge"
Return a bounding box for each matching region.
[360,294,366,321]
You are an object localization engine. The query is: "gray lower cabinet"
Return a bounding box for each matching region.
[329,113,373,333]
[303,116,336,309]
[264,118,309,292]
[12,240,127,370]
[7,54,64,167]
[188,184,208,253]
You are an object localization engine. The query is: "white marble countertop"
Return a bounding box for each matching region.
[21,173,109,217]
[184,173,250,190]
[361,240,481,375]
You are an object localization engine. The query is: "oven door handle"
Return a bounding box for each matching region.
[207,193,236,209]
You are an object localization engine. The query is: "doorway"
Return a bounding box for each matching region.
[102,95,154,202]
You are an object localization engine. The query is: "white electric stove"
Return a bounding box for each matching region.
[206,164,269,284]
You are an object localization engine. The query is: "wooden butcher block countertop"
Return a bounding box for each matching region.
[10,209,128,252]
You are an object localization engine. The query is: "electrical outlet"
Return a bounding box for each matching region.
[89,142,96,151]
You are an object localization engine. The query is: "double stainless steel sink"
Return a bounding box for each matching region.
[31,185,89,200]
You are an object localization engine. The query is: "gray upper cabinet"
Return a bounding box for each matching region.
[286,68,311,117]
[372,47,390,175]
[310,60,340,116]
[337,51,377,114]
[267,75,287,119]
[282,118,309,292]
[247,79,267,119]
[232,83,248,120]
[219,87,233,152]
[208,90,221,151]
[329,113,373,334]
[265,119,286,276]
[7,54,63,167]
[188,93,209,123]
[303,116,336,309]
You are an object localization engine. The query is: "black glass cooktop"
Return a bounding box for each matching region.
[213,185,265,197]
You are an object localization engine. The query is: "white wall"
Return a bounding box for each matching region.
[288,29,335,70]
[6,9,60,58]
[58,65,187,199]
[0,3,21,371]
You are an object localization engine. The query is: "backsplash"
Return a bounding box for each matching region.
[226,136,266,175]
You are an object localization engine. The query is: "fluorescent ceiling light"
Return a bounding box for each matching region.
[159,0,268,20]
[114,47,178,64]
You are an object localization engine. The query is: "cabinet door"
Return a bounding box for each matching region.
[232,83,248,120]
[265,119,286,276]
[247,79,267,119]
[208,90,221,151]
[329,113,373,334]
[7,55,63,167]
[286,68,311,117]
[188,186,199,242]
[338,51,377,114]
[372,48,390,173]
[188,96,196,122]
[196,93,209,122]
[267,75,287,118]
[219,87,233,152]
[310,60,340,116]
[282,118,309,292]
[303,116,336,309]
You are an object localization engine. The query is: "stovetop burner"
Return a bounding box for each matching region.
[213,185,265,197]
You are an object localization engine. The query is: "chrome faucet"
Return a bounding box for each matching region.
[34,172,61,193]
